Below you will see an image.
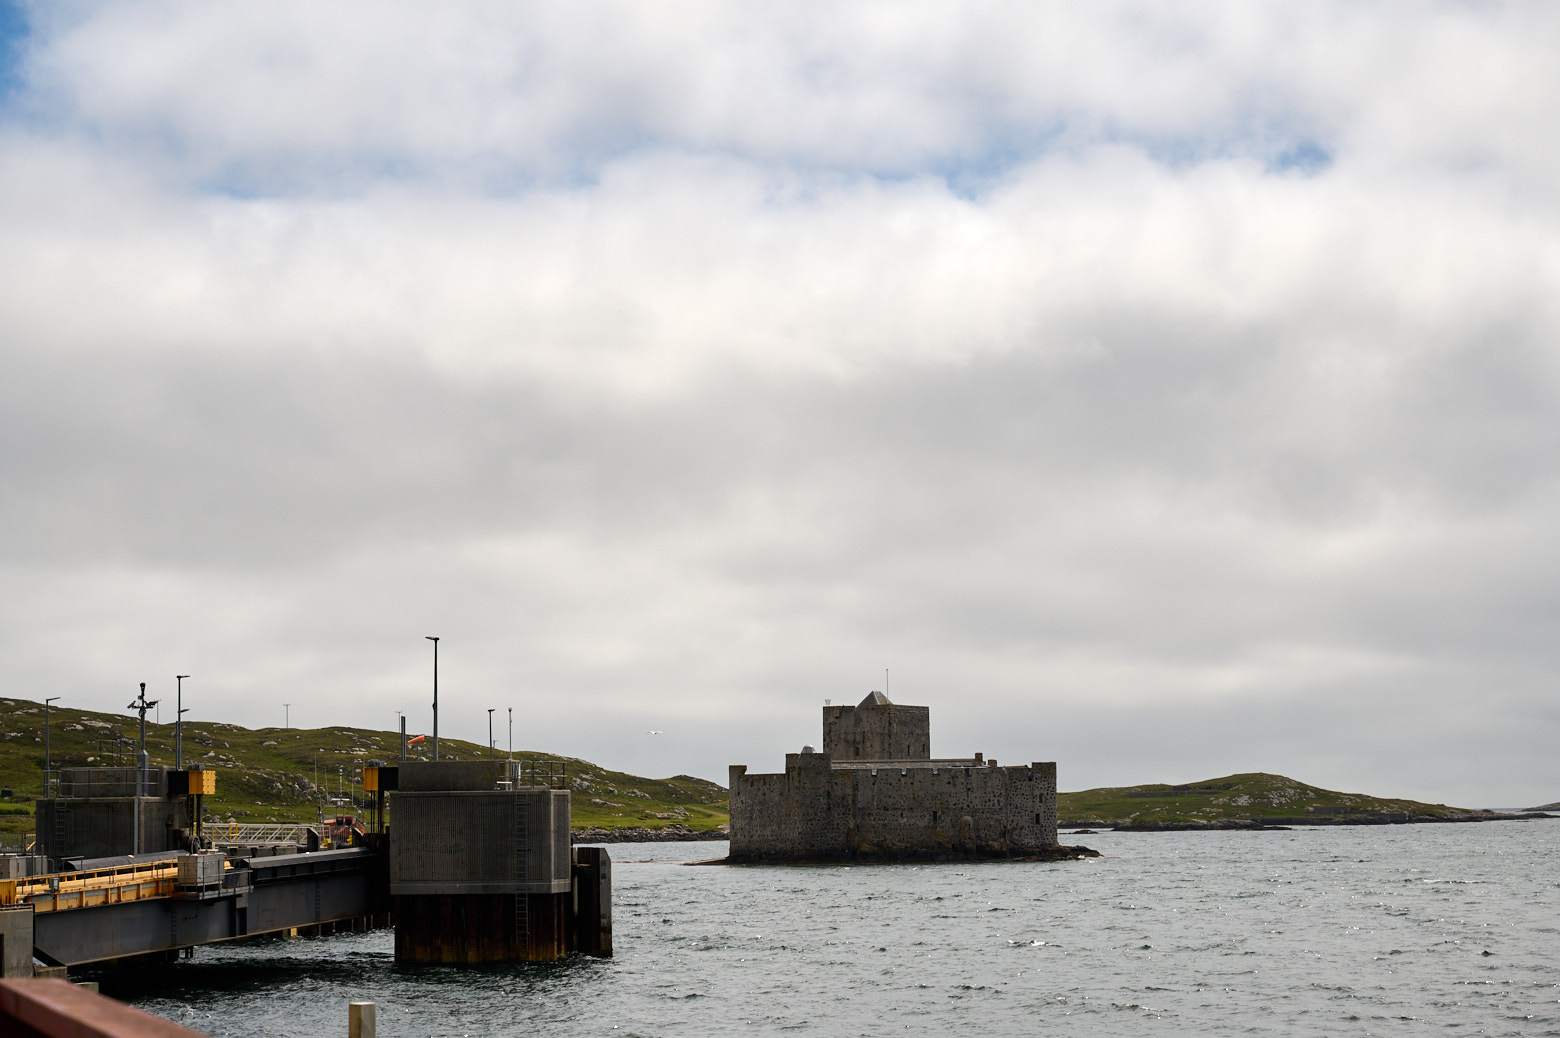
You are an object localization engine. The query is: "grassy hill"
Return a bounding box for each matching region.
[3,696,1524,844]
[1057,772,1485,827]
[0,697,727,843]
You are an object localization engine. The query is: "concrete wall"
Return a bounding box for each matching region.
[55,768,171,799]
[0,906,31,979]
[822,703,930,761]
[390,789,570,895]
[396,760,517,792]
[729,755,1058,862]
[36,798,192,861]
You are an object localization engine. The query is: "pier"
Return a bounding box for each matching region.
[1,761,610,976]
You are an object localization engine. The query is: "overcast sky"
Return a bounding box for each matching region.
[2,3,1557,807]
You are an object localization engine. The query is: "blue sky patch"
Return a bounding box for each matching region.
[0,0,26,100]
[1272,141,1333,175]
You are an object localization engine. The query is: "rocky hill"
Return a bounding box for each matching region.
[6,697,1542,845]
[1057,772,1537,829]
[0,696,727,844]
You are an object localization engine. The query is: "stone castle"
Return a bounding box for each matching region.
[727,691,1061,862]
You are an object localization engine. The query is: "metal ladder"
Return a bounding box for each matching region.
[52,800,67,859]
[513,792,529,953]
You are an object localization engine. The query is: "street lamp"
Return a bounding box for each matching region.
[127,683,158,766]
[44,697,60,797]
[507,707,513,762]
[425,636,440,761]
[176,676,190,770]
[487,708,495,759]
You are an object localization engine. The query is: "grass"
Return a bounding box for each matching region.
[1057,772,1476,826]
[2,696,1489,839]
[0,697,727,835]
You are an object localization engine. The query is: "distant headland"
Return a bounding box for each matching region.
[1057,772,1554,830]
[0,698,1550,847]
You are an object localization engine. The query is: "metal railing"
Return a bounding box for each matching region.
[214,823,311,845]
[0,857,183,913]
[0,977,213,1038]
[0,833,35,854]
[518,759,569,790]
[52,772,161,799]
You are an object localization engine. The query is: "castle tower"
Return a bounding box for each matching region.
[821,691,931,761]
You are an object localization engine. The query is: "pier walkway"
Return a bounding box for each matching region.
[2,845,388,971]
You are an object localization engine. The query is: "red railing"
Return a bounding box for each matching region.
[0,979,210,1038]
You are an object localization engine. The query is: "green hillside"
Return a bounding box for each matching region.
[1058,772,1482,827]
[0,697,727,844]
[4,696,1519,845]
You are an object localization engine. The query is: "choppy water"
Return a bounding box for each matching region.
[102,821,1559,1037]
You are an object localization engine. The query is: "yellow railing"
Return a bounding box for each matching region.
[0,858,181,913]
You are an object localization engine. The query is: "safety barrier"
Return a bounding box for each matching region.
[0,859,181,913]
[0,978,211,1037]
[217,822,310,845]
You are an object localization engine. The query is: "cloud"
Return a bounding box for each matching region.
[8,3,1555,188]
[1,4,1558,806]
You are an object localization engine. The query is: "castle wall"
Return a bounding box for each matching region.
[822,703,930,761]
[728,756,1057,862]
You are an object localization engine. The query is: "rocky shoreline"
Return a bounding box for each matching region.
[1066,811,1554,833]
[711,843,1101,865]
[572,824,730,844]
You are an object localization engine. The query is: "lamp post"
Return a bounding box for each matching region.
[127,683,158,766]
[507,707,512,762]
[425,636,440,761]
[176,675,190,770]
[44,697,60,797]
[127,683,158,853]
[487,708,495,759]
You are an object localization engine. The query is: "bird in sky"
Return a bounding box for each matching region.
[646,730,663,735]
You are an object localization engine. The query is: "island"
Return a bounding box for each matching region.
[727,691,1096,863]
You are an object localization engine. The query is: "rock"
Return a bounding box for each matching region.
[572,823,729,844]
[1113,819,1292,832]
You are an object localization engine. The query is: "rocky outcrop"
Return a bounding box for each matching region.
[1113,820,1292,832]
[1069,811,1554,832]
[723,842,1100,864]
[572,824,728,844]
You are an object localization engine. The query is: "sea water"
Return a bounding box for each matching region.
[103,821,1559,1037]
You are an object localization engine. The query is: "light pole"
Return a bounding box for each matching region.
[425,636,440,761]
[176,675,190,770]
[44,697,60,797]
[487,708,495,759]
[127,682,158,853]
[507,707,512,762]
[127,683,158,766]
